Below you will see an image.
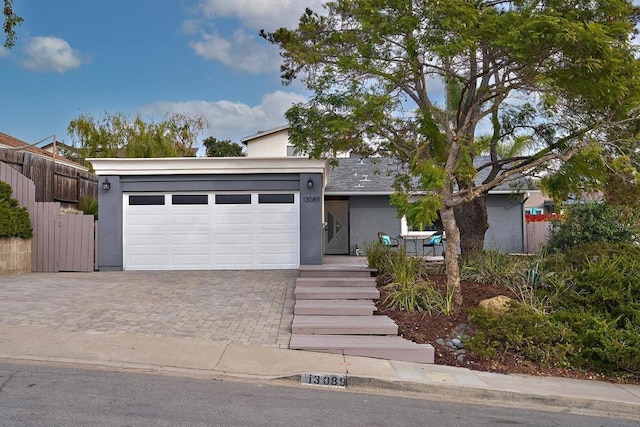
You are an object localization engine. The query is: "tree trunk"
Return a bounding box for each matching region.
[440,205,463,309]
[455,192,489,259]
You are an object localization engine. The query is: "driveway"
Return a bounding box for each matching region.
[0,270,297,348]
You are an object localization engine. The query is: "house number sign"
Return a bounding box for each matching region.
[301,373,347,388]
[303,196,321,203]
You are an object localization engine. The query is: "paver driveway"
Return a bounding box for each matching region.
[0,270,297,348]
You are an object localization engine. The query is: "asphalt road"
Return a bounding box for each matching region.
[0,362,635,427]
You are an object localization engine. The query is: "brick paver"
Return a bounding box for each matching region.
[0,270,297,348]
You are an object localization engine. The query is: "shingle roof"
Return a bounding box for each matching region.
[325,156,529,195]
[0,132,87,170]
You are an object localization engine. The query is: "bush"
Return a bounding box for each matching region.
[467,304,574,366]
[461,249,521,286]
[78,195,98,219]
[0,182,33,239]
[545,201,636,253]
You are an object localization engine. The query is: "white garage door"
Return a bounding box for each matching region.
[123,192,300,270]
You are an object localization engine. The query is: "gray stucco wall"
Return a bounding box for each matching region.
[348,195,401,254]
[97,173,323,271]
[485,194,526,253]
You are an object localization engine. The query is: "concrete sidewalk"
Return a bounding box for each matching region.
[1,324,638,421]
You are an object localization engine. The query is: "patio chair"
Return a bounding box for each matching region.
[377,232,400,248]
[423,230,444,256]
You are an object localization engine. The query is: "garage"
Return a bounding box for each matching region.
[90,157,328,271]
[123,192,299,270]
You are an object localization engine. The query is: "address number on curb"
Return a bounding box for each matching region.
[301,373,347,388]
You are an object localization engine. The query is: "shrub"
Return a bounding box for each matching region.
[363,240,393,271]
[0,182,33,239]
[467,304,574,365]
[545,201,635,253]
[461,249,521,286]
[78,195,98,219]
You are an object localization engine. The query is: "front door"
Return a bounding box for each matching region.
[324,200,349,254]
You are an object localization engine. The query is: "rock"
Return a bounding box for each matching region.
[451,338,464,349]
[457,354,465,362]
[478,295,513,315]
[435,338,446,346]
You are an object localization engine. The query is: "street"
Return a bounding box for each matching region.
[0,362,635,426]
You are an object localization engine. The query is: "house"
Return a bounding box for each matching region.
[90,125,532,271]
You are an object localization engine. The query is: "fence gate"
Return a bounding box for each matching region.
[1,161,95,272]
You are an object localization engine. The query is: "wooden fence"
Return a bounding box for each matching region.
[525,214,561,254]
[0,148,97,207]
[1,161,96,272]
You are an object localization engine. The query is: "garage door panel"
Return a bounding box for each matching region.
[171,214,209,226]
[128,213,167,226]
[124,192,299,270]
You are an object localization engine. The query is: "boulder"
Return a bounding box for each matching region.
[478,295,513,315]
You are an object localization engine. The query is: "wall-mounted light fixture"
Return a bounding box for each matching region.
[102,178,111,191]
[307,178,314,189]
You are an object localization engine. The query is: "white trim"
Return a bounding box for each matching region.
[89,157,330,184]
[241,125,290,144]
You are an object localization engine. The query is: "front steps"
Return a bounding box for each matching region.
[290,263,435,364]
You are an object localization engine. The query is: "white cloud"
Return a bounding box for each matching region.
[189,28,279,73]
[198,0,325,29]
[137,90,308,143]
[0,46,7,57]
[21,36,90,73]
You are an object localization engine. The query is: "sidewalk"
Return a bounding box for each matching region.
[1,324,638,421]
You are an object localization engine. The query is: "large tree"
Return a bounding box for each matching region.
[67,112,207,168]
[262,0,640,308]
[3,0,22,49]
[203,137,246,157]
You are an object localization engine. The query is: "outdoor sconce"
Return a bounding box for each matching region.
[102,178,111,191]
[307,178,314,189]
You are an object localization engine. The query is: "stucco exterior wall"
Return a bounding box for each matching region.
[348,195,401,254]
[485,194,526,253]
[245,129,289,157]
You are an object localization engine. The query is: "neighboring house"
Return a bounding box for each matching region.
[0,132,97,208]
[524,190,555,215]
[241,125,296,157]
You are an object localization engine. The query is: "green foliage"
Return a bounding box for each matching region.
[468,245,640,378]
[363,240,393,271]
[369,245,455,315]
[0,182,33,239]
[467,304,574,365]
[78,196,98,219]
[2,0,23,49]
[67,112,207,169]
[203,137,246,157]
[461,250,518,287]
[545,201,636,253]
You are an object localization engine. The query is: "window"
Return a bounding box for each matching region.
[172,194,208,205]
[259,194,294,204]
[129,195,165,205]
[215,194,251,205]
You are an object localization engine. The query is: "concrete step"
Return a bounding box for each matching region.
[294,300,377,316]
[292,315,397,335]
[296,277,377,288]
[294,287,380,300]
[290,334,435,364]
[298,265,375,278]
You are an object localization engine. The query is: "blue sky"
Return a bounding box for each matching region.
[0,0,325,150]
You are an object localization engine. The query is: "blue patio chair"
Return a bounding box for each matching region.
[423,230,444,256]
[377,232,400,248]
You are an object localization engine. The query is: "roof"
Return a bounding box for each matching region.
[240,125,290,144]
[0,132,88,170]
[324,156,530,195]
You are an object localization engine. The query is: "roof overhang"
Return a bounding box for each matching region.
[88,157,331,186]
